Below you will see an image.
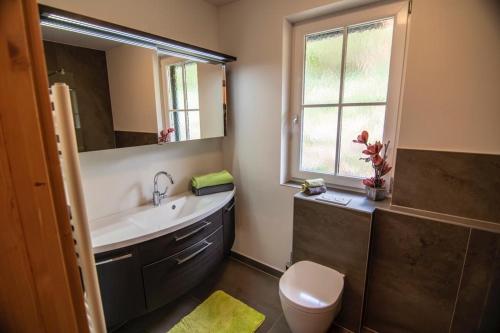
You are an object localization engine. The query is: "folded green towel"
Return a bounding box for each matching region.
[303,178,325,189]
[192,170,234,189]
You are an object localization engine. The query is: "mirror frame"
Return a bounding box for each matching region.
[39,4,235,148]
[38,5,236,64]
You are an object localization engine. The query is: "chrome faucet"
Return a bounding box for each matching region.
[153,171,174,207]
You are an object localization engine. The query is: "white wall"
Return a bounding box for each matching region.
[219,0,367,271]
[198,64,224,138]
[397,0,500,154]
[106,45,161,133]
[39,0,220,51]
[79,139,224,220]
[39,0,225,220]
[219,0,500,270]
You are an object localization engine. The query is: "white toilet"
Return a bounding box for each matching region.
[279,261,344,333]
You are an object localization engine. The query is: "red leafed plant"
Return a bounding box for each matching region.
[159,127,175,143]
[353,130,392,188]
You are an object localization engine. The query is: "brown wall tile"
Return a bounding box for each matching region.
[392,149,500,223]
[293,198,371,332]
[44,41,116,152]
[451,229,500,333]
[115,131,158,148]
[364,210,469,333]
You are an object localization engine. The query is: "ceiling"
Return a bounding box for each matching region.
[204,0,239,7]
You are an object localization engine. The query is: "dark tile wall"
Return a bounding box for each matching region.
[364,210,469,333]
[392,149,500,223]
[293,149,500,333]
[293,198,371,332]
[43,41,116,152]
[451,229,500,333]
[115,131,158,148]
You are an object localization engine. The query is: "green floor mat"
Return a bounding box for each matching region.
[168,290,265,333]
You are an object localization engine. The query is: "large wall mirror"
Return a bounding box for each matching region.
[39,5,235,152]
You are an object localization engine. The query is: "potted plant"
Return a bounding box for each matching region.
[353,130,392,201]
[159,127,175,143]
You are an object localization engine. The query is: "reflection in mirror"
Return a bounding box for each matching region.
[41,22,227,152]
[159,56,225,142]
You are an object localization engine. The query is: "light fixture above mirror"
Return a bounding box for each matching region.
[39,5,236,152]
[39,5,236,64]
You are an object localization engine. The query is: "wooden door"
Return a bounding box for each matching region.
[0,0,89,332]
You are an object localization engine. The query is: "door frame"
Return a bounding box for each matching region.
[0,0,89,332]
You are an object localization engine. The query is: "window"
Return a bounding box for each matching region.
[165,61,201,141]
[288,2,408,188]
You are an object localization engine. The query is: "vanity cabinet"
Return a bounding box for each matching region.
[139,210,223,265]
[95,247,146,328]
[223,199,235,255]
[95,204,235,328]
[143,228,224,309]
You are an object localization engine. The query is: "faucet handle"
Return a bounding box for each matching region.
[153,171,174,206]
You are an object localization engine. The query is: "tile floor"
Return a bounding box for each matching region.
[113,257,349,333]
[114,257,291,333]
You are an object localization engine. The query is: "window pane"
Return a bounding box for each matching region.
[300,107,338,174]
[339,105,385,178]
[188,111,200,140]
[169,111,186,141]
[185,63,199,109]
[303,30,343,105]
[343,18,394,103]
[168,64,184,110]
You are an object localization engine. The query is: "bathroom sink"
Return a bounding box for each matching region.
[90,189,235,253]
[129,197,190,229]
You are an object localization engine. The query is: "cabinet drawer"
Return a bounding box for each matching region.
[142,227,224,310]
[95,247,146,327]
[139,209,222,265]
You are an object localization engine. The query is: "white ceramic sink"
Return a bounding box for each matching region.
[90,189,235,253]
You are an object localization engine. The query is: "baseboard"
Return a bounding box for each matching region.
[230,251,283,278]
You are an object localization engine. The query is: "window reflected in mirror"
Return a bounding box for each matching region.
[41,21,228,152]
[160,56,225,143]
[166,61,201,141]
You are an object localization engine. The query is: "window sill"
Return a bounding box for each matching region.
[280,179,366,195]
[280,180,302,189]
[282,179,392,215]
[294,186,391,215]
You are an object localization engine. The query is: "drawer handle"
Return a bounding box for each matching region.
[175,241,212,265]
[225,202,235,212]
[174,221,212,242]
[95,253,132,266]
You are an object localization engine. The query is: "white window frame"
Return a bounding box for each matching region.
[287,1,408,190]
[160,58,200,141]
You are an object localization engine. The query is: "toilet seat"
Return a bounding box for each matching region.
[279,261,344,314]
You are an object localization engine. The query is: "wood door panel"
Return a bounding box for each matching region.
[0,0,89,331]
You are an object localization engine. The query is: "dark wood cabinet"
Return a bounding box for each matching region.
[139,210,222,265]
[143,227,224,310]
[95,247,146,328]
[95,202,235,328]
[222,199,235,255]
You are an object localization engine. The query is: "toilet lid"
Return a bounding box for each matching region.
[279,261,344,314]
